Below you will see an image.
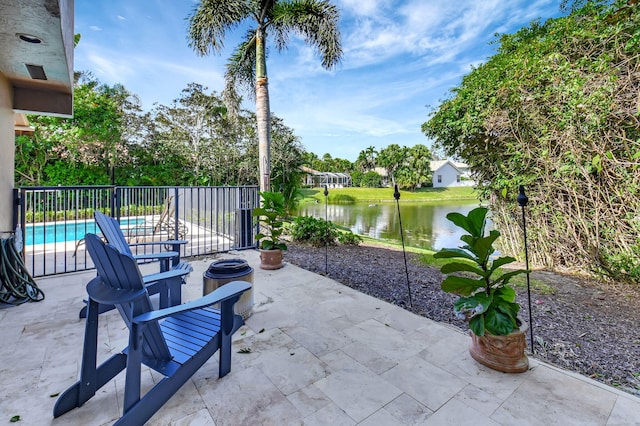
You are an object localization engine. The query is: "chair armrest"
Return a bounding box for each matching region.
[86,277,147,305]
[133,251,178,262]
[129,240,188,247]
[132,281,251,325]
[142,269,191,284]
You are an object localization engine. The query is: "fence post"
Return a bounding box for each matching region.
[111,186,119,218]
[173,187,180,241]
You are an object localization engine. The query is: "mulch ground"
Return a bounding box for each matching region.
[285,242,640,396]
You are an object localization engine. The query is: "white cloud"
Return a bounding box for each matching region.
[86,52,135,83]
[117,15,126,21]
[89,25,102,32]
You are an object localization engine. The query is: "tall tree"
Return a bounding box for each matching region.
[355,145,377,172]
[377,144,408,186]
[422,1,640,281]
[187,0,342,192]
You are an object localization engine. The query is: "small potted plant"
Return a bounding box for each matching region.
[434,207,529,373]
[252,191,288,270]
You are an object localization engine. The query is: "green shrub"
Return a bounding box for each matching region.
[360,171,382,188]
[337,230,362,245]
[290,216,338,247]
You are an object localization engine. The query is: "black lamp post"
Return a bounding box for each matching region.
[324,185,329,275]
[394,184,413,308]
[517,185,535,354]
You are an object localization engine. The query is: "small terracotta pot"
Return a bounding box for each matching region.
[259,249,284,270]
[469,321,529,373]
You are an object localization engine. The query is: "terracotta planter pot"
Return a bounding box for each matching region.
[469,321,529,373]
[259,249,284,270]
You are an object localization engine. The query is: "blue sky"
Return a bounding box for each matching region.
[74,0,562,162]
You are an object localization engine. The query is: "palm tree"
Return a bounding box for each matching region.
[356,145,377,172]
[187,0,342,192]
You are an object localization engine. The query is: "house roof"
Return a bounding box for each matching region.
[0,0,74,117]
[301,166,350,179]
[430,160,463,173]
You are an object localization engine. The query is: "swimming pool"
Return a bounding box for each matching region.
[24,218,145,246]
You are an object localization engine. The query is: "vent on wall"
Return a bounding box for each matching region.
[25,64,47,80]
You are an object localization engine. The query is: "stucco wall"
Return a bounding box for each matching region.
[432,163,461,188]
[0,73,14,233]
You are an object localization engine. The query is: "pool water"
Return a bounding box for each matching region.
[24,218,144,246]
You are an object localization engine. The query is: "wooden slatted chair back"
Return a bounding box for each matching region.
[85,233,172,363]
[94,210,134,256]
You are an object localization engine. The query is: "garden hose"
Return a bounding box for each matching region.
[0,234,44,305]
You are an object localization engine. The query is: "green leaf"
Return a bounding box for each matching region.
[494,286,516,303]
[469,315,485,336]
[445,212,472,233]
[488,256,517,273]
[466,207,489,237]
[493,269,528,286]
[484,310,515,336]
[441,262,484,276]
[473,231,500,263]
[441,275,485,296]
[454,293,492,315]
[434,248,476,262]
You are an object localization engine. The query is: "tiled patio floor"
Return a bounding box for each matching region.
[1,250,639,425]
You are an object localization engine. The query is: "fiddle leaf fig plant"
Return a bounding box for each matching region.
[252,191,288,251]
[434,207,527,337]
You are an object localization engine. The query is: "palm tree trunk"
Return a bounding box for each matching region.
[256,27,271,192]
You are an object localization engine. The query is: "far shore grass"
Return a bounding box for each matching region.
[299,186,478,204]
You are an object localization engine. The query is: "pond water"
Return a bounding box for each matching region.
[296,200,481,251]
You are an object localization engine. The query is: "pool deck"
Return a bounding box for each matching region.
[1,249,639,425]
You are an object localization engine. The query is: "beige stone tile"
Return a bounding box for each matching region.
[230,328,299,370]
[288,384,332,417]
[171,408,217,426]
[343,318,427,362]
[374,305,438,333]
[381,356,469,411]
[197,366,302,426]
[425,397,500,425]
[302,402,355,426]
[281,324,350,357]
[341,341,397,374]
[607,395,640,425]
[415,323,469,367]
[358,408,402,426]
[252,344,330,395]
[492,364,618,425]
[438,349,532,401]
[382,393,433,425]
[314,362,403,422]
[453,384,504,417]
[151,379,208,425]
[319,348,370,374]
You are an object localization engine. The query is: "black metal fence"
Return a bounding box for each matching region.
[13,185,259,277]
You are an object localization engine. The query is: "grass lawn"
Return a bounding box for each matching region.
[300,186,478,203]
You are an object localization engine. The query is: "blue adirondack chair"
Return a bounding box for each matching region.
[94,210,188,272]
[79,212,193,318]
[54,234,250,426]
